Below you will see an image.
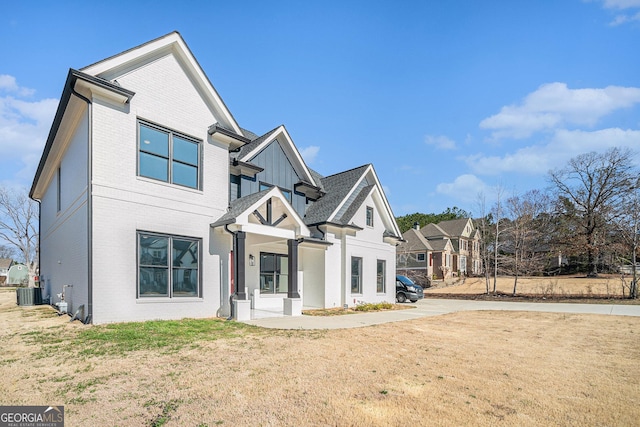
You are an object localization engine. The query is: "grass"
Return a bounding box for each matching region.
[1,288,639,426]
[75,318,258,355]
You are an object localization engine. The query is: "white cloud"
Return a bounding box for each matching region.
[590,0,640,25]
[0,76,57,184]
[600,0,640,9]
[610,10,640,25]
[436,174,489,203]
[0,74,35,97]
[463,128,640,175]
[299,145,319,164]
[425,134,456,150]
[480,83,640,139]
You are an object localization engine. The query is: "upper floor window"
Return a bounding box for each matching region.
[366,206,374,227]
[138,121,200,189]
[417,253,426,262]
[259,182,292,203]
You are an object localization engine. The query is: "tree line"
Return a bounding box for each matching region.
[396,147,639,299]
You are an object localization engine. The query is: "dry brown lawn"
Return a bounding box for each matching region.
[1,288,639,426]
[427,274,635,299]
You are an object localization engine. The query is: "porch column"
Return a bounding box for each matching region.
[287,238,300,299]
[235,231,247,300]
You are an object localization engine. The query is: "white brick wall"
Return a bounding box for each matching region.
[86,52,229,323]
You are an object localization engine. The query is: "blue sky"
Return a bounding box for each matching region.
[1,0,639,217]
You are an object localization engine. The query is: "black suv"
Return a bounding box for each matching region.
[396,275,424,303]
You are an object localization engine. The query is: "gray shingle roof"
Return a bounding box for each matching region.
[210,189,271,227]
[233,126,281,161]
[303,165,370,225]
[437,218,472,236]
[339,184,374,225]
[420,223,449,238]
[398,229,433,252]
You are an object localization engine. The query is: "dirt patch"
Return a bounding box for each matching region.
[1,288,639,426]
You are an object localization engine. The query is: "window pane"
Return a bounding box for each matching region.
[259,183,272,192]
[140,152,168,182]
[377,260,385,293]
[276,272,288,293]
[140,235,168,266]
[351,257,362,294]
[172,162,198,188]
[260,274,274,293]
[173,136,198,165]
[260,254,275,273]
[139,267,168,296]
[173,268,198,296]
[282,190,292,202]
[140,125,169,157]
[173,239,198,267]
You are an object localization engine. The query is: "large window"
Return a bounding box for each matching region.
[376,260,386,293]
[351,257,362,294]
[138,232,200,298]
[260,253,288,294]
[138,122,200,189]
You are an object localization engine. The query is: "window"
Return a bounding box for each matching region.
[138,232,200,298]
[366,206,374,227]
[417,253,426,262]
[259,182,292,202]
[351,257,362,294]
[260,252,288,293]
[138,122,200,189]
[376,260,385,293]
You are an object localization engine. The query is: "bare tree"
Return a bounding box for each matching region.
[549,147,635,277]
[613,178,640,299]
[491,185,506,294]
[0,187,39,286]
[505,189,551,295]
[475,192,492,294]
[0,244,15,259]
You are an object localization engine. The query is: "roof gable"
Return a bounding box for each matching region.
[437,218,474,237]
[211,187,310,238]
[235,125,317,187]
[81,31,242,136]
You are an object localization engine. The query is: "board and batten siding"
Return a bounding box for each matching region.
[233,140,308,216]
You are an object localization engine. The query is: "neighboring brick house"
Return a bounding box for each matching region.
[29,32,402,324]
[397,218,481,283]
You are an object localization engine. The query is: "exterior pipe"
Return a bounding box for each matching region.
[223,224,236,320]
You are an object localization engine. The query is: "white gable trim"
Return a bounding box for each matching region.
[81,32,242,135]
[229,187,311,238]
[241,126,316,185]
[327,165,401,238]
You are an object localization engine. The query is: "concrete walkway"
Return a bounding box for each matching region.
[242,298,640,329]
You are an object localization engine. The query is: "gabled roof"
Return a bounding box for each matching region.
[303,165,370,225]
[420,223,449,239]
[82,31,243,136]
[210,187,310,238]
[397,229,433,252]
[0,258,13,270]
[437,218,474,238]
[232,125,318,188]
[429,239,452,252]
[303,164,402,239]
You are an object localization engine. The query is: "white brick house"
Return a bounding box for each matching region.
[30,32,402,324]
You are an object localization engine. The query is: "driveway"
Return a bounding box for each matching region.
[243,298,640,329]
